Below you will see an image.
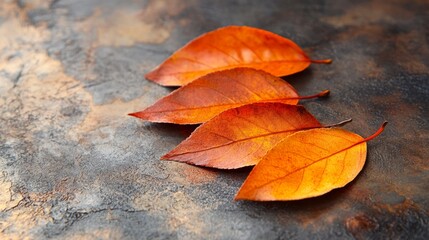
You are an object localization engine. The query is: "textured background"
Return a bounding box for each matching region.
[0,0,428,239]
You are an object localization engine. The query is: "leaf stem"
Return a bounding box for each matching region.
[310,59,332,64]
[324,118,353,128]
[364,122,388,142]
[297,90,330,100]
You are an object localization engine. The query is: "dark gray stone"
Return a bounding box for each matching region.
[0,0,428,239]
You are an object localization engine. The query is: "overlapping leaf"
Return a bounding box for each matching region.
[162,103,322,169]
[130,68,327,124]
[129,25,386,202]
[145,26,331,86]
[235,123,387,201]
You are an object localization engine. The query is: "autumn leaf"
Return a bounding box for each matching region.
[235,122,387,201]
[145,25,331,86]
[162,103,323,169]
[129,68,329,124]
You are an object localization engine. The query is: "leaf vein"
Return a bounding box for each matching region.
[229,34,264,61]
[245,141,366,193]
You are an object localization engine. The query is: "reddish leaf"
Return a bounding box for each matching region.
[130,68,328,124]
[145,26,331,86]
[235,122,387,201]
[162,103,322,169]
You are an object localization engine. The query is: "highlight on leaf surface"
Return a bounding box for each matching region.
[145,25,332,86]
[130,68,328,124]
[162,103,322,169]
[235,122,387,201]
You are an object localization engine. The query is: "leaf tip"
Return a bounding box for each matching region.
[144,71,156,82]
[145,70,175,86]
[234,191,265,201]
[297,89,330,100]
[128,111,152,121]
[160,153,172,160]
[311,59,333,64]
[233,192,245,201]
[128,112,139,118]
[319,90,330,98]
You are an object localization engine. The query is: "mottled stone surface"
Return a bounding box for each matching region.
[0,0,428,239]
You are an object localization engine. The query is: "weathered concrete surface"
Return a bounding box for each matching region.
[0,0,428,239]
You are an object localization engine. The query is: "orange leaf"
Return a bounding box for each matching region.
[130,68,328,124]
[162,103,322,169]
[235,122,387,201]
[146,26,331,86]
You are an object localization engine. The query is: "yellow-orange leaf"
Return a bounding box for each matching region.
[162,103,321,169]
[130,68,327,124]
[235,123,387,201]
[146,26,331,86]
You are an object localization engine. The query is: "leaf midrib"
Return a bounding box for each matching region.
[159,59,311,76]
[242,136,365,195]
[145,98,298,114]
[167,126,321,157]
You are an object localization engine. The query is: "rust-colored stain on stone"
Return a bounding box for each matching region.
[0,0,428,239]
[346,214,379,239]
